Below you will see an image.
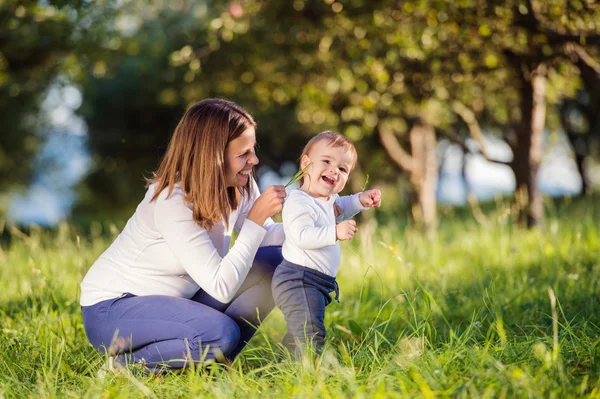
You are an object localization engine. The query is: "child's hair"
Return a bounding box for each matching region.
[298,130,357,186]
[149,98,256,230]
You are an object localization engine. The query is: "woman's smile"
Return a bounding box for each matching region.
[224,128,258,187]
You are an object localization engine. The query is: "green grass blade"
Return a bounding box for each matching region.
[285,162,312,188]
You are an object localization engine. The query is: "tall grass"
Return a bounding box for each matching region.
[0,197,599,398]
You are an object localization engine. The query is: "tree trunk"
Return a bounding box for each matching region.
[560,100,591,196]
[574,148,590,196]
[563,43,600,196]
[569,134,590,196]
[377,121,438,231]
[511,63,547,228]
[408,122,438,231]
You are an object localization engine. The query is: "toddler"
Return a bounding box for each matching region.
[272,131,381,356]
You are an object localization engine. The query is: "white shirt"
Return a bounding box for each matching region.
[281,190,366,276]
[80,179,284,306]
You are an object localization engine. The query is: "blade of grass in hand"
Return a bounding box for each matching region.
[361,174,370,191]
[285,162,312,188]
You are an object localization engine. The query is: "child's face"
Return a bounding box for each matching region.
[300,140,354,200]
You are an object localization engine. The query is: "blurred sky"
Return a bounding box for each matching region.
[8,83,583,226]
[436,134,582,205]
[8,83,90,226]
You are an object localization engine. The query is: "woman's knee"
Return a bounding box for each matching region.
[205,316,241,356]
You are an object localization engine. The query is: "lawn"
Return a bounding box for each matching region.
[1,196,599,398]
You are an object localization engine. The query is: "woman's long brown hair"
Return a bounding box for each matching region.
[149,99,256,230]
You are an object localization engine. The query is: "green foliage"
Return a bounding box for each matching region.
[1,196,599,397]
[3,0,600,221]
[0,1,119,210]
[235,0,596,135]
[72,0,312,213]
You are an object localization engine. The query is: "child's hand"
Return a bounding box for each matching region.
[336,220,357,241]
[359,189,382,208]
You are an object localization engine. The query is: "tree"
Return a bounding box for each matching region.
[73,1,312,215]
[560,44,600,195]
[69,0,599,230]
[423,0,599,227]
[0,0,118,215]
[229,0,582,230]
[489,0,599,227]
[216,0,473,231]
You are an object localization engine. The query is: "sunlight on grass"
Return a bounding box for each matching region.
[1,197,599,397]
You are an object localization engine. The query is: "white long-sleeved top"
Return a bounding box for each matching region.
[80,179,284,306]
[281,190,367,277]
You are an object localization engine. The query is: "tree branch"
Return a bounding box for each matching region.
[442,130,512,166]
[452,101,490,159]
[565,42,600,75]
[451,101,512,165]
[528,0,600,43]
[376,125,414,173]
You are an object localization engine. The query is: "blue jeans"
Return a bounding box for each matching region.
[271,259,339,356]
[81,246,282,370]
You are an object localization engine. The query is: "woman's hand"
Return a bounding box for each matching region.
[247,185,286,226]
[336,219,357,241]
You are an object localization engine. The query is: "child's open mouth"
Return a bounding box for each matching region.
[322,175,335,185]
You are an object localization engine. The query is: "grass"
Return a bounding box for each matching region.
[0,196,599,398]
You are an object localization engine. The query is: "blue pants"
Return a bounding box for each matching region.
[81,246,282,370]
[271,259,339,355]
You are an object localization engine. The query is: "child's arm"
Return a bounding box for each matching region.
[335,189,382,223]
[284,195,337,249]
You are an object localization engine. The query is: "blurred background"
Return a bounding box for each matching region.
[1,0,599,231]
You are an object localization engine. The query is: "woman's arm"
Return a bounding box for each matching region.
[259,220,285,247]
[154,189,266,303]
[235,179,285,247]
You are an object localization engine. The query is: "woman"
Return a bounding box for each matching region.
[80,99,287,372]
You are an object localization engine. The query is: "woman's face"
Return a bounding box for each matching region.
[224,127,258,188]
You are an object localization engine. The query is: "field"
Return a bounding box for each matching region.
[1,197,599,398]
